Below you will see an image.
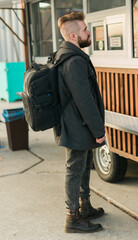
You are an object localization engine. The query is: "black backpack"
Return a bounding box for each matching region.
[22,52,78,131]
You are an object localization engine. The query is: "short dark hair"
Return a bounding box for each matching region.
[58,12,85,29]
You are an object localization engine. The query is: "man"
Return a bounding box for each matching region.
[54,12,105,233]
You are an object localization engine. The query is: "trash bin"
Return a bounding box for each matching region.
[2,108,29,151]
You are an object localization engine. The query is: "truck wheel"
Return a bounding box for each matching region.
[93,143,128,183]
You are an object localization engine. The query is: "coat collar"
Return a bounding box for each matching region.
[58,41,90,63]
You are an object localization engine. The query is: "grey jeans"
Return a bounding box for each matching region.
[65,148,92,210]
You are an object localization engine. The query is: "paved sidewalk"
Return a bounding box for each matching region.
[0,100,138,240]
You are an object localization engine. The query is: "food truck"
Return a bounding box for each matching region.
[1,0,137,182]
[85,0,138,182]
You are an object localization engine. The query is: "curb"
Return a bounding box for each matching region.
[90,186,138,221]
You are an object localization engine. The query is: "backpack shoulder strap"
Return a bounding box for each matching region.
[47,51,57,64]
[31,62,40,71]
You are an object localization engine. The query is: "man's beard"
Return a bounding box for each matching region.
[78,35,91,48]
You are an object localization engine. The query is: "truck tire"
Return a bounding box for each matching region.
[93,143,128,183]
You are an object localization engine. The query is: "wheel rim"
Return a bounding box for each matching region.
[96,144,111,175]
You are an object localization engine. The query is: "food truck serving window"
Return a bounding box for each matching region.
[93,22,123,52]
[86,0,138,67]
[87,0,126,13]
[88,14,125,56]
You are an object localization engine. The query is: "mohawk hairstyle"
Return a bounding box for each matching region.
[58,12,85,29]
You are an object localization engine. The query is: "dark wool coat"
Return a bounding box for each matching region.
[53,41,105,150]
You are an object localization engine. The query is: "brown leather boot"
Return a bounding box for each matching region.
[79,197,104,220]
[64,208,103,233]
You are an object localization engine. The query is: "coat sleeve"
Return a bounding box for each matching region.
[63,56,105,139]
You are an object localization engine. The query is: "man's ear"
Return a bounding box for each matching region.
[70,32,78,41]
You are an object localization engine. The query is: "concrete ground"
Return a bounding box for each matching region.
[0,100,138,240]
